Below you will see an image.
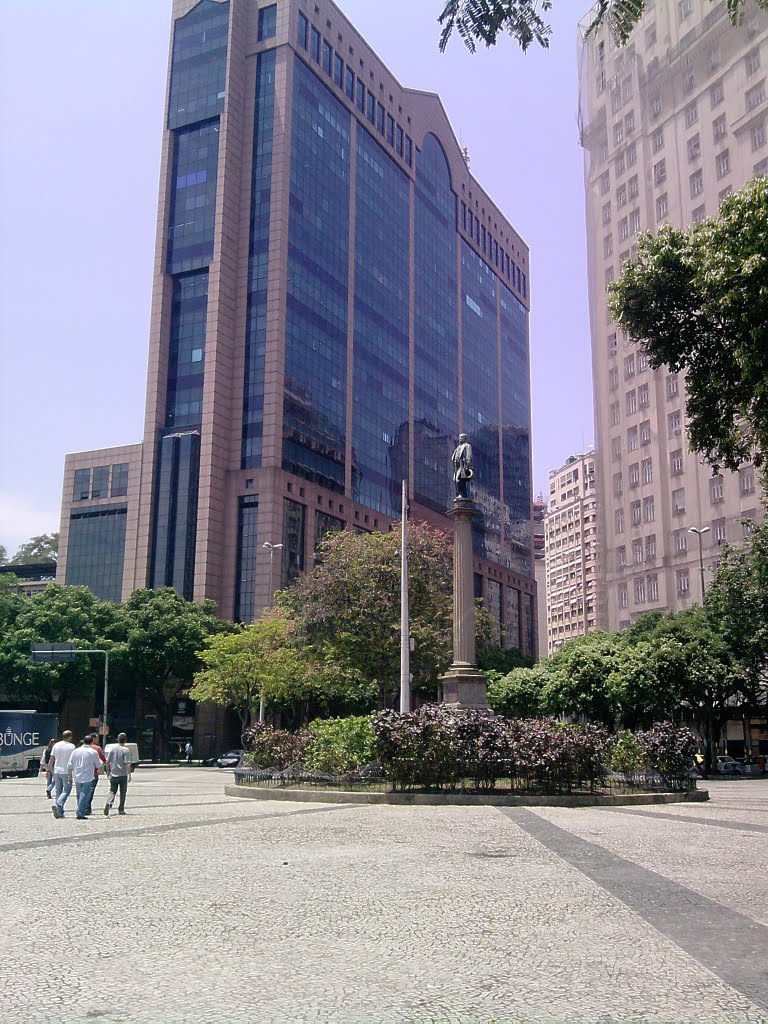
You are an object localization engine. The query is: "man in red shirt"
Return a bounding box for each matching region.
[85,733,108,817]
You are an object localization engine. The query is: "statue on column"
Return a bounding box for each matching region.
[452,433,474,500]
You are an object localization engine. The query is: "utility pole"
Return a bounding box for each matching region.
[400,480,410,714]
[688,525,710,603]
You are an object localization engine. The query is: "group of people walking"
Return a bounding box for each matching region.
[41,731,133,819]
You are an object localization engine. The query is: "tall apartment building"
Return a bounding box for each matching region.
[58,0,537,658]
[544,452,599,654]
[579,0,767,630]
[532,495,548,658]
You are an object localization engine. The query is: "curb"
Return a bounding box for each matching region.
[224,784,709,807]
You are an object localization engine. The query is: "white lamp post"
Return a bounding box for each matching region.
[688,526,710,602]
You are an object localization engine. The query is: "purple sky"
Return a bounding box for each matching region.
[0,0,594,556]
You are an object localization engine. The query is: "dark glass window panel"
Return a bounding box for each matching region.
[167,121,221,274]
[73,468,91,502]
[322,40,332,75]
[334,52,344,87]
[258,4,277,40]
[110,463,129,498]
[281,498,305,586]
[234,496,259,623]
[352,128,410,516]
[150,431,200,600]
[386,113,394,144]
[297,11,308,48]
[165,270,209,428]
[168,0,230,130]
[241,50,276,469]
[461,202,467,229]
[282,57,350,492]
[310,27,321,61]
[504,586,522,650]
[405,135,412,165]
[486,578,502,638]
[356,78,365,112]
[91,466,110,499]
[396,124,404,156]
[474,573,484,600]
[65,505,127,603]
[315,510,344,549]
[366,91,375,123]
[376,102,385,134]
[345,66,355,100]
[413,133,458,514]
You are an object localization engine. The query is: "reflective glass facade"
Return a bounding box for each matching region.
[315,510,344,550]
[150,431,201,599]
[234,497,259,623]
[165,271,208,429]
[241,50,276,469]
[281,498,305,587]
[167,122,221,275]
[282,57,350,493]
[413,133,458,513]
[66,505,127,603]
[167,0,229,131]
[500,283,532,575]
[352,128,410,516]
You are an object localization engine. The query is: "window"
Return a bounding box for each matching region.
[612,435,622,459]
[297,11,309,49]
[640,419,652,445]
[628,174,639,199]
[747,81,765,112]
[386,113,394,145]
[376,102,385,134]
[653,159,666,184]
[610,401,621,425]
[711,80,725,108]
[685,102,698,128]
[345,66,355,100]
[756,157,768,176]
[670,449,684,475]
[707,474,724,504]
[667,374,679,398]
[638,352,649,372]
[396,124,404,156]
[638,382,649,407]
[608,332,618,357]
[652,127,664,152]
[609,367,619,390]
[742,510,758,537]
[310,27,321,61]
[404,135,412,165]
[627,425,639,450]
[90,466,109,499]
[614,121,624,146]
[747,49,761,76]
[613,472,624,496]
[605,266,615,286]
[646,535,656,561]
[257,4,277,41]
[634,577,646,603]
[676,569,690,595]
[624,354,635,379]
[616,184,627,208]
[690,169,703,197]
[356,78,365,112]
[626,390,637,415]
[656,193,668,220]
[631,500,641,525]
[643,496,655,522]
[692,204,706,224]
[322,39,332,75]
[615,508,625,533]
[683,69,695,93]
[647,574,659,601]
[752,119,767,151]
[679,0,692,20]
[642,458,653,484]
[687,134,701,163]
[630,208,641,233]
[650,95,662,118]
[708,44,722,70]
[600,170,611,194]
[716,149,730,178]
[627,142,637,166]
[713,517,727,545]
[675,528,688,553]
[672,487,686,514]
[619,216,629,240]
[73,468,91,501]
[622,76,633,101]
[602,202,612,225]
[629,462,640,487]
[625,110,635,134]
[333,53,344,88]
[366,90,375,123]
[668,410,682,436]
[615,152,626,176]
[618,583,628,608]
[111,463,129,498]
[645,23,657,46]
[604,234,614,258]
[740,466,755,494]
[611,88,622,115]
[617,545,627,567]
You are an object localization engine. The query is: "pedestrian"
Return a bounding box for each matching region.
[104,733,133,816]
[40,738,56,798]
[57,738,101,820]
[49,731,76,818]
[85,734,108,816]
[185,741,193,764]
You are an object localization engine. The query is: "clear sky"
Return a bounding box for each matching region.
[0,0,594,556]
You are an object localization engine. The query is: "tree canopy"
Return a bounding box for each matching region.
[9,533,59,564]
[437,0,767,54]
[609,178,768,471]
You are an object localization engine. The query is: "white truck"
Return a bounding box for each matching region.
[0,710,59,777]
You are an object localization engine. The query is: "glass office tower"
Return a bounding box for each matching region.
[58,0,537,656]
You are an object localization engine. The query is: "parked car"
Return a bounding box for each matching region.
[716,755,743,776]
[202,749,244,768]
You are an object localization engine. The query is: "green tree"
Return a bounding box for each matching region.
[10,533,59,564]
[540,631,626,725]
[118,588,236,757]
[0,544,8,566]
[609,178,768,471]
[437,0,765,54]
[487,663,548,717]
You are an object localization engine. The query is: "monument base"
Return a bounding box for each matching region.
[438,664,490,710]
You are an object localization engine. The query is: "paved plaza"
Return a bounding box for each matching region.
[2,769,767,1024]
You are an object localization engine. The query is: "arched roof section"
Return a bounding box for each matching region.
[417,131,452,192]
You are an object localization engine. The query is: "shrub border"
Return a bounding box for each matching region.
[224,784,709,807]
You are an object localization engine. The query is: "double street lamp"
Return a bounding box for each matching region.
[260,541,283,724]
[688,525,710,603]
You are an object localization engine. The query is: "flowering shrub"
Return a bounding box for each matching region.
[636,721,697,784]
[304,715,377,774]
[243,724,311,769]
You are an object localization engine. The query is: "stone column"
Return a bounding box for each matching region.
[439,498,489,709]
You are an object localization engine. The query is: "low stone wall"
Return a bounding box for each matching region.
[224,784,709,807]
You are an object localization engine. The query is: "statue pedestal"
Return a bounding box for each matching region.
[439,497,489,711]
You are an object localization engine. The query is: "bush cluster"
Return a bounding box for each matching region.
[242,723,311,769]
[243,716,376,774]
[373,707,614,793]
[636,721,697,784]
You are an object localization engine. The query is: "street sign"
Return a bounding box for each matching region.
[29,643,77,663]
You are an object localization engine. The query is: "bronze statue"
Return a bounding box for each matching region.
[452,433,474,499]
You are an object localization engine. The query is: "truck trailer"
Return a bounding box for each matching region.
[0,711,59,777]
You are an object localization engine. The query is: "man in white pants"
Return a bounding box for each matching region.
[104,733,133,816]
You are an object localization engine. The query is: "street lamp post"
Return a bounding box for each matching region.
[260,541,283,724]
[688,526,710,603]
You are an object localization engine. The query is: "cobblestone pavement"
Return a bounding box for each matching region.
[3,770,767,1024]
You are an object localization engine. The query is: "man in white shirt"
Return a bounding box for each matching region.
[55,739,101,820]
[104,733,133,816]
[49,731,76,819]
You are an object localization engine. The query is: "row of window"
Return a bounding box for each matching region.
[297,10,413,168]
[460,202,527,297]
[72,464,129,502]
